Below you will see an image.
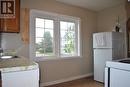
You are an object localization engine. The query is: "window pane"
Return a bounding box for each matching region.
[45,19,54,28]
[60,21,77,56]
[60,38,75,55]
[36,37,43,44]
[44,32,53,54]
[36,28,44,37]
[36,38,45,57]
[35,18,54,57]
[45,29,53,38]
[44,45,53,56]
[36,18,44,28]
[60,21,67,30]
[63,31,75,39]
[60,30,66,38]
[68,22,75,31]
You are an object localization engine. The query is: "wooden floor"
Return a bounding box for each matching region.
[45,77,104,87]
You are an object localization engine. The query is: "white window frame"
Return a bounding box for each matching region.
[30,9,82,61]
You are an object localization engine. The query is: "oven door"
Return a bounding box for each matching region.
[106,67,130,87]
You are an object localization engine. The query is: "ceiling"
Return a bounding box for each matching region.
[56,0,125,11]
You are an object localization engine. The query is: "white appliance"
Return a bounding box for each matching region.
[93,32,124,83]
[2,68,39,87]
[105,59,130,87]
[0,58,39,87]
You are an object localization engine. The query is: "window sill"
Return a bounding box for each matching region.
[32,56,83,62]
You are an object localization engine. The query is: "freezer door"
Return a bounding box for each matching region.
[94,49,112,82]
[93,32,112,48]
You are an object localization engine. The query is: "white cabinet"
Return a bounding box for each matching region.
[2,68,39,87]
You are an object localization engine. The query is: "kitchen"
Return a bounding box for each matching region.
[0,0,130,87]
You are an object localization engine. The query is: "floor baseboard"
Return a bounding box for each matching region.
[40,73,93,87]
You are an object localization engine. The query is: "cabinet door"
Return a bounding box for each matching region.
[2,69,39,87]
[0,0,20,33]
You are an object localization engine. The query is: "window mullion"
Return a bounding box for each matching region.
[75,22,78,56]
[57,19,61,57]
[77,20,81,56]
[54,19,60,57]
[43,19,45,56]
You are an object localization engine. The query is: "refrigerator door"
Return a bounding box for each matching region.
[105,67,109,87]
[93,32,112,48]
[94,49,112,82]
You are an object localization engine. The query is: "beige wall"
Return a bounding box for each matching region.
[21,0,97,84]
[97,4,127,32]
[97,3,127,57]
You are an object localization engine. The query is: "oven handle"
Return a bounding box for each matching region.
[0,71,2,87]
[108,68,110,87]
[105,67,110,87]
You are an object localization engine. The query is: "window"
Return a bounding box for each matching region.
[30,10,81,60]
[35,18,54,57]
[60,21,77,56]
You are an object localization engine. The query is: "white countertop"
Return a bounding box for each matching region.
[0,57,38,73]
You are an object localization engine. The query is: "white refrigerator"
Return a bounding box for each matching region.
[93,32,124,83]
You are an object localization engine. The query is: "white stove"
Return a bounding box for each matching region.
[105,58,130,87]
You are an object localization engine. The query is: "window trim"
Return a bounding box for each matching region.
[30,9,82,61]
